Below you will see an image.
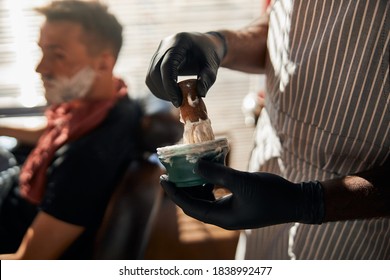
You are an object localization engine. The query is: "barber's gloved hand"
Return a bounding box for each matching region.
[145,32,227,107]
[160,159,325,230]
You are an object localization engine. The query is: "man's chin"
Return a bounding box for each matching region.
[44,92,60,105]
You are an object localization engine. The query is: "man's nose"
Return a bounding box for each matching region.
[36,57,48,74]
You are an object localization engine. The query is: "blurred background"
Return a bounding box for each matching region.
[0,0,265,171]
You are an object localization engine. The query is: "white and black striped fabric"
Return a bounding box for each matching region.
[244,0,389,259]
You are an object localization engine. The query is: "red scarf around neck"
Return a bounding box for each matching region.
[19,78,128,205]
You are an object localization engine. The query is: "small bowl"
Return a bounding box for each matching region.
[157,138,229,187]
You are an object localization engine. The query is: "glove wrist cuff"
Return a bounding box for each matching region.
[299,181,325,224]
[206,31,228,60]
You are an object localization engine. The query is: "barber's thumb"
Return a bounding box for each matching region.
[195,158,229,186]
[160,175,178,197]
[197,71,215,97]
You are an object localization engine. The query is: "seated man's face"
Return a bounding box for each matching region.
[36,21,97,105]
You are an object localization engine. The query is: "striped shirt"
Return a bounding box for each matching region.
[244,0,389,259]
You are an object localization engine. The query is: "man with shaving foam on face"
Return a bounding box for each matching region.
[0,0,143,259]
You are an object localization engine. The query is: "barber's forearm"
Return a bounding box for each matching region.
[321,159,390,222]
[219,16,269,74]
[0,253,20,260]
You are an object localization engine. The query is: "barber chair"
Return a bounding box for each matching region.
[94,156,164,259]
[0,147,19,207]
[94,111,183,259]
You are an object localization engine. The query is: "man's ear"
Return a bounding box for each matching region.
[96,50,116,73]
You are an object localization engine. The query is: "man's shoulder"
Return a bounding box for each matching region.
[109,95,143,120]
[94,96,143,134]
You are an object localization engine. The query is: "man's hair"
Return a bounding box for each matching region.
[35,0,123,60]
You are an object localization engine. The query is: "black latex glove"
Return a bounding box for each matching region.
[145,32,227,107]
[160,159,325,230]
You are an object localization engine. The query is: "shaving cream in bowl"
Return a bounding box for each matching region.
[157,137,229,187]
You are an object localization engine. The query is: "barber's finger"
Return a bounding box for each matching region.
[197,67,216,97]
[145,47,163,93]
[159,175,178,197]
[160,177,215,222]
[161,49,185,107]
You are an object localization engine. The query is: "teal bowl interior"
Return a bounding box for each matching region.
[157,138,229,187]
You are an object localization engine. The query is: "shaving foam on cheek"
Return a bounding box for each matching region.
[45,66,96,105]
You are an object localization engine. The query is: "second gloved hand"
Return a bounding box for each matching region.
[145,32,227,107]
[160,159,325,230]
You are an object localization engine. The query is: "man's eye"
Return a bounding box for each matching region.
[55,53,65,59]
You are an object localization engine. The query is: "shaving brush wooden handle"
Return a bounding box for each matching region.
[178,79,208,123]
